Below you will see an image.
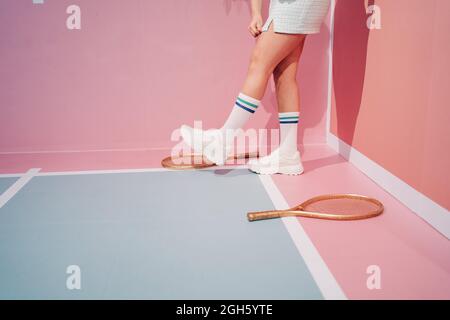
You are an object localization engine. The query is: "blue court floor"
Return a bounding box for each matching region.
[0,169,323,299]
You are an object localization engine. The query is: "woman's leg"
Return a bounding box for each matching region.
[273,37,306,113]
[220,22,306,133]
[273,38,306,156]
[241,22,306,100]
[182,23,306,165]
[248,36,307,174]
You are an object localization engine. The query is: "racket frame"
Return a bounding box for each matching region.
[161,151,258,170]
[247,194,384,221]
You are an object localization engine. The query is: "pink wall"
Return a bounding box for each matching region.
[331,0,450,210]
[0,0,331,153]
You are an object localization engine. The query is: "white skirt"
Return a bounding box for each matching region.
[262,0,331,34]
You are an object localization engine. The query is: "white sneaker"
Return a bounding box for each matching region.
[202,129,234,166]
[248,149,304,175]
[180,125,216,154]
[179,125,233,166]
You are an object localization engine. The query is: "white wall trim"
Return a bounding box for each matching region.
[325,1,449,239]
[325,0,336,137]
[327,132,450,239]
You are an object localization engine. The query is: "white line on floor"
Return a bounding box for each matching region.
[0,168,41,209]
[0,173,24,178]
[31,165,250,176]
[258,174,347,300]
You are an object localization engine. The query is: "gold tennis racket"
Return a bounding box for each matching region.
[248,194,384,222]
[161,151,258,170]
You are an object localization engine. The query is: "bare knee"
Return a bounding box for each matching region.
[273,69,297,90]
[248,47,273,77]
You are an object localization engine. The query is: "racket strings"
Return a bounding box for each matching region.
[303,198,380,215]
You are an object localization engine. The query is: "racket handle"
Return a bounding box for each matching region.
[247,211,281,221]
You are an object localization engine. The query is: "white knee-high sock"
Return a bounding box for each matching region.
[220,92,261,132]
[278,111,299,156]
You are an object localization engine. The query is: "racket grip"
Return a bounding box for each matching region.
[247,211,281,222]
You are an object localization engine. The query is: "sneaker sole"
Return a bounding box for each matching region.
[203,144,227,166]
[249,164,304,175]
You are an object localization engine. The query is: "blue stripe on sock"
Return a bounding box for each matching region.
[236,102,255,113]
[280,120,298,124]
